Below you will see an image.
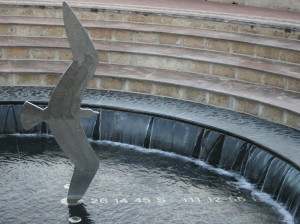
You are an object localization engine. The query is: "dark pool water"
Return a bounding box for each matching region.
[0,135,293,224]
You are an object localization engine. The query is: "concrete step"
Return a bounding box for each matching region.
[1,1,300,40]
[1,16,300,64]
[0,59,299,130]
[1,35,300,93]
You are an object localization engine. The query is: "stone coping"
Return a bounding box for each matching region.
[1,36,300,84]
[2,15,300,53]
[1,60,300,113]
[1,60,300,130]
[1,0,300,32]
[1,86,299,171]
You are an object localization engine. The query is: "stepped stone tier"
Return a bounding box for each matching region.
[0,2,300,156]
[194,0,300,12]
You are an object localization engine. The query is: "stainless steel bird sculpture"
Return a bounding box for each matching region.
[21,2,99,204]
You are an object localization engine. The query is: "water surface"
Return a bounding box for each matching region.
[0,136,291,223]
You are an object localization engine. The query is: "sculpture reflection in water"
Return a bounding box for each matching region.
[20,2,99,204]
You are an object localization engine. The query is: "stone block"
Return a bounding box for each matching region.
[128,80,153,94]
[153,82,181,98]
[212,64,235,78]
[163,58,189,72]
[59,49,73,60]
[128,14,148,23]
[16,25,63,37]
[280,50,300,64]
[159,34,182,45]
[208,92,231,108]
[287,78,300,92]
[15,74,40,86]
[15,25,38,36]
[151,16,174,25]
[189,19,203,28]
[189,61,210,74]
[286,111,300,130]
[6,47,30,59]
[256,46,280,60]
[238,24,260,35]
[232,42,255,55]
[41,26,64,37]
[31,48,56,60]
[89,28,112,39]
[75,10,98,20]
[286,30,299,40]
[200,21,216,30]
[135,55,163,68]
[260,105,283,124]
[56,10,63,19]
[263,28,287,39]
[97,51,108,63]
[215,23,239,32]
[208,39,230,52]
[264,74,285,89]
[44,75,60,86]
[0,25,14,35]
[34,8,58,18]
[108,52,132,65]
[183,87,207,104]
[94,11,105,20]
[100,76,126,90]
[235,98,259,116]
[237,68,262,83]
[183,36,204,49]
[293,31,300,40]
[170,18,192,27]
[16,8,34,16]
[135,32,159,43]
[0,74,13,86]
[104,12,129,21]
[0,8,10,16]
[115,30,133,41]
[88,77,98,89]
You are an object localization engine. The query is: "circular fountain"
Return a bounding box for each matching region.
[0,88,299,224]
[1,1,300,223]
[0,135,294,224]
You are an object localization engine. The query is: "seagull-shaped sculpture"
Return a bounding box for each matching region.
[21,2,99,204]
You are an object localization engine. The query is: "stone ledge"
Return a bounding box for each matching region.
[1,36,300,93]
[1,16,300,63]
[1,86,299,170]
[1,60,299,130]
[1,1,300,39]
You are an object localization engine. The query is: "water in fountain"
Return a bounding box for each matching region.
[0,105,299,223]
[0,135,295,224]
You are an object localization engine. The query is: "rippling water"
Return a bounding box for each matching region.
[0,135,293,224]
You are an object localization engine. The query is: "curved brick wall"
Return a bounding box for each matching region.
[0,1,299,130]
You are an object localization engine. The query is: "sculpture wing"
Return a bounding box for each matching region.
[48,2,99,114]
[49,119,98,168]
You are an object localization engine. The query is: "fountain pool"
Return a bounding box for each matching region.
[0,135,293,224]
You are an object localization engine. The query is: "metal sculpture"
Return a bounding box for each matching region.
[21,2,99,204]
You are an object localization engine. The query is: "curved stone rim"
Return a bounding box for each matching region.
[1,86,299,171]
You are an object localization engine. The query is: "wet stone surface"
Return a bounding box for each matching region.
[0,86,300,169]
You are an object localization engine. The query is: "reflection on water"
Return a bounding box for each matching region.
[0,136,293,224]
[68,204,92,224]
